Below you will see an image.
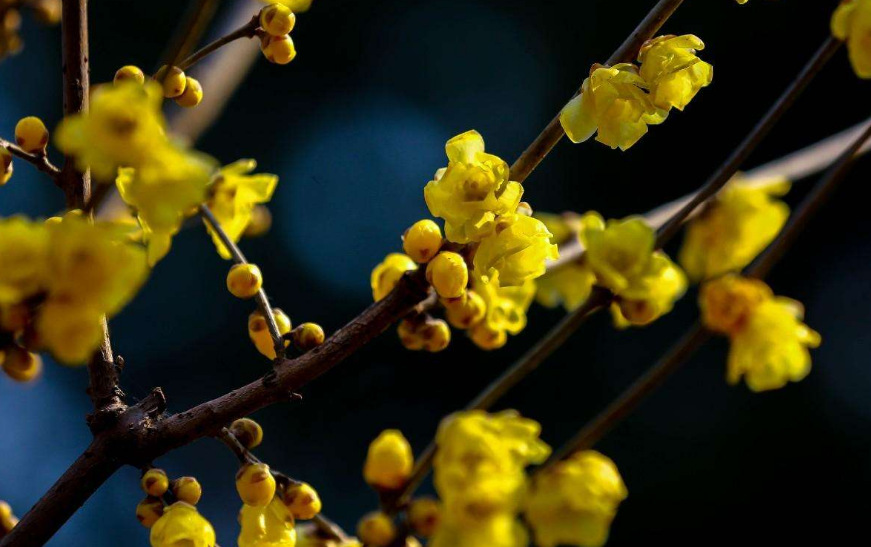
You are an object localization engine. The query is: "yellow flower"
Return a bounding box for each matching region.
[831,0,871,79]
[116,146,215,265]
[205,160,278,259]
[474,274,536,337]
[0,217,48,305]
[55,82,167,180]
[429,513,528,547]
[36,298,104,365]
[363,429,414,490]
[533,212,599,311]
[473,214,559,287]
[727,297,821,392]
[424,131,523,243]
[370,253,418,301]
[525,451,628,547]
[679,175,790,282]
[263,0,313,13]
[150,502,216,547]
[560,64,667,151]
[238,498,297,547]
[610,252,687,328]
[699,274,772,336]
[582,215,654,293]
[638,35,713,112]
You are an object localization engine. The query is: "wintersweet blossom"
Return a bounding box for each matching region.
[638,34,713,112]
[831,0,871,79]
[370,253,417,301]
[424,131,523,243]
[473,213,558,287]
[0,216,48,305]
[238,498,297,547]
[150,502,216,547]
[534,212,600,311]
[610,252,687,327]
[525,451,628,547]
[473,274,536,339]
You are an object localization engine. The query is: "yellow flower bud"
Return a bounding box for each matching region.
[371,253,417,302]
[154,65,187,98]
[363,429,413,490]
[136,496,165,528]
[426,251,468,299]
[699,275,772,337]
[1,500,18,534]
[260,34,297,65]
[175,77,203,108]
[243,205,273,237]
[15,116,48,154]
[171,477,203,505]
[1,147,12,186]
[357,512,396,547]
[1,346,41,382]
[291,322,325,352]
[407,497,441,537]
[230,417,264,449]
[227,263,264,299]
[444,290,486,329]
[469,322,507,350]
[248,310,290,359]
[260,3,296,36]
[150,502,215,547]
[141,468,170,497]
[114,65,146,86]
[282,481,321,520]
[403,219,443,263]
[236,462,276,507]
[397,318,450,352]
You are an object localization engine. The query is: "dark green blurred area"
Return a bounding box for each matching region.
[2,0,870,545]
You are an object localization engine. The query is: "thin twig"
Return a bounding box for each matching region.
[200,204,286,360]
[158,0,220,73]
[0,138,62,181]
[177,15,260,72]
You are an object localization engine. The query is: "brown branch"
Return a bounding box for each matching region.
[59,0,90,209]
[509,0,686,184]
[0,138,62,182]
[177,14,260,72]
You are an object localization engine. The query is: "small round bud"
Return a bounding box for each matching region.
[1,500,18,533]
[291,323,325,352]
[259,3,296,36]
[236,463,276,507]
[357,512,396,547]
[227,263,263,299]
[243,205,272,237]
[1,147,13,186]
[419,318,450,353]
[260,34,297,65]
[141,468,169,497]
[426,252,468,299]
[273,308,292,336]
[170,477,202,505]
[403,220,443,263]
[175,76,203,108]
[469,323,507,350]
[154,65,187,98]
[407,497,441,537]
[230,418,264,449]
[363,429,413,490]
[114,65,145,86]
[14,116,48,154]
[397,320,424,351]
[281,481,321,520]
[2,346,42,383]
[444,290,486,329]
[135,496,164,528]
[248,308,291,359]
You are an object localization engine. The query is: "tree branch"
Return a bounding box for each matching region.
[0,138,61,181]
[177,15,260,72]
[59,0,90,209]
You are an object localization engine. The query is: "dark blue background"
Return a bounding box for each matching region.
[2,0,870,545]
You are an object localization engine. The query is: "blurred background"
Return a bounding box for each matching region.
[2,0,870,545]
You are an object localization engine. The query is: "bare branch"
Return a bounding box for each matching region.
[177,15,260,72]
[0,138,62,181]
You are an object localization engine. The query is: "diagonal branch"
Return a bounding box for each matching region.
[0,138,62,182]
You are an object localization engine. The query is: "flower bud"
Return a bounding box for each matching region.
[135,496,164,528]
[407,497,441,537]
[259,3,296,36]
[227,263,263,299]
[443,290,485,329]
[243,205,272,237]
[114,65,146,86]
[420,318,450,352]
[236,463,276,507]
[291,322,325,352]
[175,77,203,108]
[402,219,443,263]
[357,512,396,547]
[171,476,202,505]
[281,481,321,520]
[230,418,264,449]
[1,147,12,186]
[141,468,170,497]
[14,116,48,154]
[426,251,468,299]
[363,429,413,490]
[260,34,297,65]
[1,500,18,534]
[371,253,417,302]
[154,66,187,98]
[469,323,507,350]
[1,346,42,383]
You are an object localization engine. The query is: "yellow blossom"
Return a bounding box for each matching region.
[370,253,417,301]
[525,451,628,547]
[205,160,278,259]
[679,175,790,281]
[473,214,559,287]
[424,131,523,243]
[263,0,313,13]
[582,215,654,293]
[638,35,713,112]
[55,82,167,180]
[699,274,772,336]
[610,252,687,327]
[474,274,536,338]
[560,64,667,151]
[429,513,528,547]
[0,217,48,305]
[831,0,871,79]
[36,298,104,365]
[150,502,216,547]
[363,429,414,490]
[238,498,297,547]
[533,212,599,311]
